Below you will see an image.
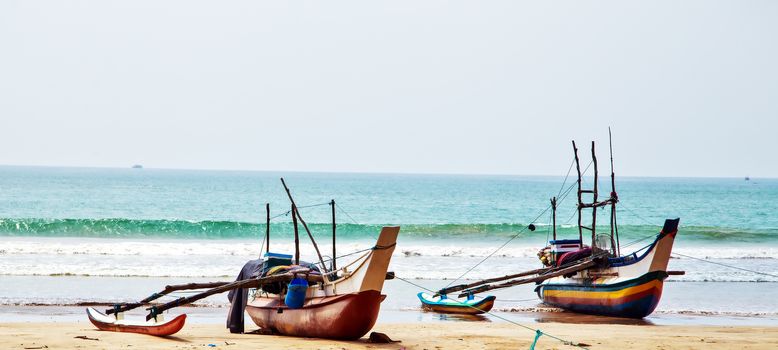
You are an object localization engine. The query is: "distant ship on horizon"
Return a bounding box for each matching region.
[132,164,143,169]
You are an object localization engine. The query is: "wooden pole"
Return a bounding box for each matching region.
[609,127,620,256]
[265,203,270,255]
[551,197,557,240]
[458,259,598,297]
[591,141,598,249]
[572,141,583,245]
[437,267,549,296]
[106,281,230,315]
[145,270,323,320]
[280,178,329,273]
[331,199,336,271]
[292,204,300,265]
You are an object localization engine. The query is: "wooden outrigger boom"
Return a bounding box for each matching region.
[437,268,548,296]
[103,269,322,320]
[146,269,323,321]
[106,281,231,315]
[458,259,598,298]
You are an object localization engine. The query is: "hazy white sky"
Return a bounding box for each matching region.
[1,1,776,177]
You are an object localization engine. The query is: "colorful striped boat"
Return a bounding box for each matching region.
[417,292,496,314]
[432,136,682,319]
[536,218,679,318]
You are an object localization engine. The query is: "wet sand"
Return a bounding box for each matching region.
[3,321,778,350]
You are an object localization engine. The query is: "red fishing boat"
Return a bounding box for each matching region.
[90,179,400,340]
[244,226,399,339]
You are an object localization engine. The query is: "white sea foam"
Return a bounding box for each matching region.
[3,238,778,259]
[1,238,777,281]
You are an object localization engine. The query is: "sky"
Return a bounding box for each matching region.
[1,1,776,177]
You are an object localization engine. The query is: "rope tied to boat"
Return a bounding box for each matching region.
[529,330,543,350]
[148,306,159,321]
[394,275,591,349]
[373,242,396,250]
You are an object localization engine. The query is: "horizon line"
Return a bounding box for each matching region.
[0,163,771,180]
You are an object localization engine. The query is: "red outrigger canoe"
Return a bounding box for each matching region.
[86,307,186,336]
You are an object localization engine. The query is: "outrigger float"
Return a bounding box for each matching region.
[417,292,496,315]
[430,132,684,318]
[88,178,399,339]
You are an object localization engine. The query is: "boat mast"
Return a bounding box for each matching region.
[571,136,620,255]
[608,128,620,256]
[265,203,270,256]
[280,178,330,274]
[292,203,300,265]
[551,197,557,240]
[572,141,583,245]
[331,199,336,271]
[591,141,598,249]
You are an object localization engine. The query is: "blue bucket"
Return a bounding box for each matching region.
[284,277,308,309]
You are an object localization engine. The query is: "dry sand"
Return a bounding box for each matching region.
[3,321,777,350]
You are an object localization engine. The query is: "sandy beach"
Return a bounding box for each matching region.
[4,321,777,350]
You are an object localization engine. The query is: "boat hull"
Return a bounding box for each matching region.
[246,290,384,340]
[86,307,186,336]
[537,271,667,318]
[244,226,399,339]
[536,218,679,318]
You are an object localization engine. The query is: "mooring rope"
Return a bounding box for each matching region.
[441,205,552,289]
[326,176,594,349]
[394,275,590,349]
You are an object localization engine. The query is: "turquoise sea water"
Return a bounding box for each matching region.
[1,166,776,242]
[1,166,777,315]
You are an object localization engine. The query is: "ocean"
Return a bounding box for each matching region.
[1,166,777,321]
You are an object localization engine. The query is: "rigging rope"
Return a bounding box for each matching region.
[617,202,778,279]
[556,157,576,199]
[442,205,551,289]
[443,159,593,289]
[671,252,778,279]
